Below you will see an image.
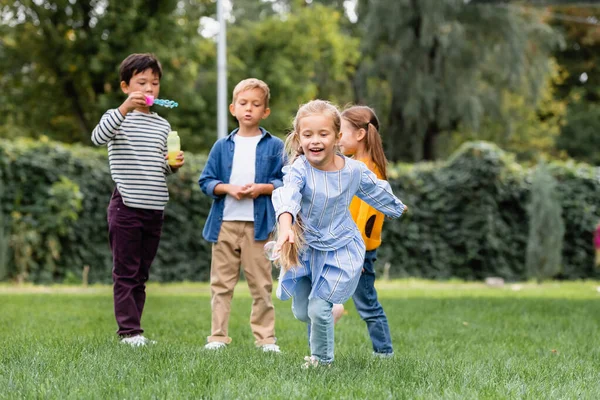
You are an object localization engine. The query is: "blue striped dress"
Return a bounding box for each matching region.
[272,155,405,304]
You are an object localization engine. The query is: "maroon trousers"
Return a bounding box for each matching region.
[107,189,163,337]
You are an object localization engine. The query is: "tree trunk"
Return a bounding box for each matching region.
[422,124,439,161]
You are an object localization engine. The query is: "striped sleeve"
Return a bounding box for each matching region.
[272,159,306,222]
[91,109,126,145]
[356,163,405,218]
[93,110,172,210]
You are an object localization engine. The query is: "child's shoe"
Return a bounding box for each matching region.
[120,335,155,347]
[260,343,281,353]
[301,355,331,369]
[204,341,227,350]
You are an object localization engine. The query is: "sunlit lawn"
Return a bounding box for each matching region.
[1,280,599,399]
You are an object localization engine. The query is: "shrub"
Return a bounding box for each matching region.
[1,138,599,282]
[525,162,564,281]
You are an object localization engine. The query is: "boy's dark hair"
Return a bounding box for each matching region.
[119,53,163,84]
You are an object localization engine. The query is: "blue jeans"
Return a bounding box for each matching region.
[353,249,393,354]
[292,276,334,364]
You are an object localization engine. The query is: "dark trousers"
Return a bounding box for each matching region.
[107,189,163,336]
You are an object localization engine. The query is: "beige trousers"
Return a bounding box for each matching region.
[207,221,276,346]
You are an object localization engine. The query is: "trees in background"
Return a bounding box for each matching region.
[549,5,600,164]
[356,0,562,161]
[0,0,597,164]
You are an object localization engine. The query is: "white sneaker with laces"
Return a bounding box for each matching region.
[260,343,281,353]
[204,341,227,350]
[120,335,155,347]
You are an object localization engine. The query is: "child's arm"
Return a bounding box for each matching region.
[240,183,274,199]
[275,212,294,246]
[356,164,406,219]
[241,143,286,199]
[91,92,147,145]
[214,183,248,200]
[272,160,306,224]
[198,142,225,199]
[198,141,246,200]
[91,109,125,145]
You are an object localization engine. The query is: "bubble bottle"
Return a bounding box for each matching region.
[167,131,181,166]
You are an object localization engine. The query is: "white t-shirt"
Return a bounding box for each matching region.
[223,134,261,221]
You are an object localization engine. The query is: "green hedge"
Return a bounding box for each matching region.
[0,138,598,283]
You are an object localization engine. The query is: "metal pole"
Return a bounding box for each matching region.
[217,0,227,139]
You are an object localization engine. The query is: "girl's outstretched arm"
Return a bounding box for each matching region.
[356,164,406,218]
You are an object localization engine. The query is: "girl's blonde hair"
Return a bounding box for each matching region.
[277,100,341,271]
[341,105,388,180]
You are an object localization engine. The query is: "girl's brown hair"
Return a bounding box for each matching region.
[341,105,387,180]
[277,100,341,271]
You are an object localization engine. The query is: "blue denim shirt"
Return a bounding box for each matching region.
[199,127,286,242]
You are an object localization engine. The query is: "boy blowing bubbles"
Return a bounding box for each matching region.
[92,53,184,346]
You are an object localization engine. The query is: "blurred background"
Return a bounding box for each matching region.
[0,0,599,284]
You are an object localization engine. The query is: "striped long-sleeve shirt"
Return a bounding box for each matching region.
[91,109,174,210]
[272,155,405,304]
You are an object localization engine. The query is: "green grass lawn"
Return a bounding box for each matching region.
[1,280,599,399]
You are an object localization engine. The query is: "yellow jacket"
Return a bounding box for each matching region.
[349,159,385,251]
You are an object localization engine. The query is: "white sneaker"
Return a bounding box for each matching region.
[260,343,281,353]
[120,335,155,347]
[204,341,227,350]
[301,355,331,369]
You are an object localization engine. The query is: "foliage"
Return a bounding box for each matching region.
[227,4,360,137]
[548,5,600,164]
[0,1,359,153]
[555,99,600,165]
[356,0,563,161]
[381,141,599,280]
[525,161,564,281]
[0,174,7,281]
[0,0,214,146]
[1,137,599,283]
[439,61,568,162]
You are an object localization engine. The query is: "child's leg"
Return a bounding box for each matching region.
[291,276,311,324]
[135,208,163,322]
[108,189,155,337]
[240,222,276,346]
[307,297,334,364]
[208,221,243,344]
[351,250,393,355]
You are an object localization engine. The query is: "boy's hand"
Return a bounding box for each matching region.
[165,151,185,169]
[118,91,148,115]
[227,185,247,200]
[240,183,264,199]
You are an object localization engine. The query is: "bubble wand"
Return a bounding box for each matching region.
[145,95,179,108]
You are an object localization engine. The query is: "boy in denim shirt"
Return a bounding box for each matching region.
[199,78,284,352]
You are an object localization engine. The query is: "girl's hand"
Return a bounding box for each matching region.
[274,229,294,254]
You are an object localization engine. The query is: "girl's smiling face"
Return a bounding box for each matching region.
[298,114,340,171]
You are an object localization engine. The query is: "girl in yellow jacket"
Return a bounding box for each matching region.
[336,105,408,357]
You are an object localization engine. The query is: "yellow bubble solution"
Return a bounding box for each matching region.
[167,131,180,166]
